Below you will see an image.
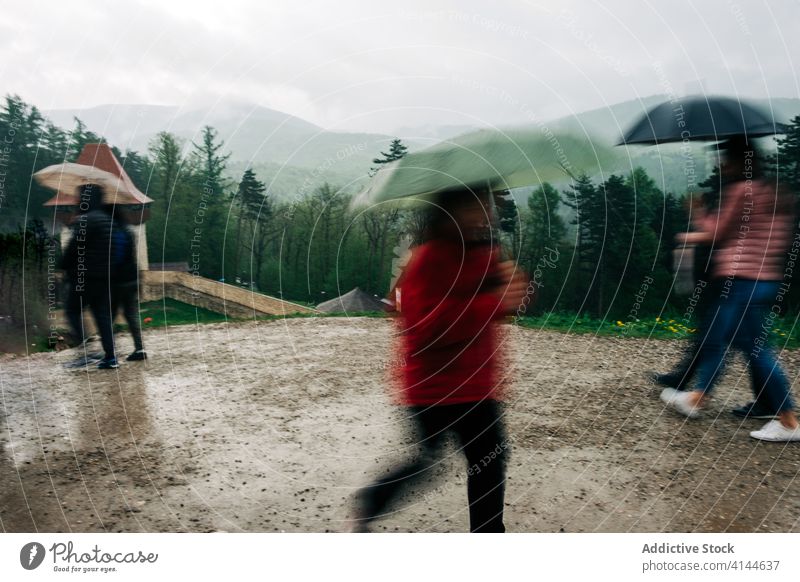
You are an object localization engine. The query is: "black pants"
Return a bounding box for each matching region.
[356,399,508,533]
[113,283,144,352]
[65,281,86,344]
[83,283,115,360]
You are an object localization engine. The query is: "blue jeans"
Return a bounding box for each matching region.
[695,279,793,413]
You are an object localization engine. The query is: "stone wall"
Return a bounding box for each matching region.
[141,271,317,317]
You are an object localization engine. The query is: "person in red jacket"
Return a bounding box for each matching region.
[349,188,527,532]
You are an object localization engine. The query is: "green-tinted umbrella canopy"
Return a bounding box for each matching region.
[619,95,789,145]
[354,127,613,206]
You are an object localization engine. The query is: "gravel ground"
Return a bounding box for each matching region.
[1,317,799,533]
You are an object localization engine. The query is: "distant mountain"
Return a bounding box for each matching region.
[548,94,800,143]
[45,95,800,200]
[538,95,800,195]
[393,123,480,143]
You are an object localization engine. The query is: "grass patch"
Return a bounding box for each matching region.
[137,298,232,328]
[516,312,800,349]
[135,299,388,329]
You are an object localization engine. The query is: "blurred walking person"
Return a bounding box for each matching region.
[654,189,774,419]
[111,211,147,361]
[348,189,527,532]
[62,184,119,369]
[662,137,799,441]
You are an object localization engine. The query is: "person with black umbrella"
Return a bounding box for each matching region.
[653,184,774,420]
[660,137,799,441]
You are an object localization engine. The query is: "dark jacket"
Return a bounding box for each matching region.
[112,219,138,285]
[62,210,136,284]
[62,210,112,283]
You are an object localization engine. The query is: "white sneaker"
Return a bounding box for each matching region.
[750,420,800,442]
[660,388,702,419]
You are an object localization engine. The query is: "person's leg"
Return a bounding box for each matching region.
[65,281,86,345]
[734,363,779,418]
[656,340,700,389]
[690,281,746,401]
[86,285,116,362]
[662,281,745,415]
[737,282,797,429]
[118,284,145,353]
[452,400,508,533]
[658,278,720,389]
[352,406,450,528]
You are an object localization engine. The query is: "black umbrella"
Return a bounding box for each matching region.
[619,95,789,145]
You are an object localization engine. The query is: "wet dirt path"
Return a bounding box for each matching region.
[1,318,799,532]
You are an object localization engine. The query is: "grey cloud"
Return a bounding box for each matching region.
[0,0,797,133]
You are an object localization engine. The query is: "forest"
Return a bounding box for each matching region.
[2,92,800,342]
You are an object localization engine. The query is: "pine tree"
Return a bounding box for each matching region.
[494,190,521,252]
[147,132,192,263]
[519,183,566,312]
[67,117,103,159]
[41,121,70,164]
[118,150,151,191]
[370,138,408,176]
[774,115,800,193]
[0,95,49,228]
[235,169,271,286]
[191,126,231,194]
[190,126,232,280]
[564,174,605,314]
[363,138,409,290]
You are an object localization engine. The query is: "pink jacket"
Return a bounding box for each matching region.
[697,179,794,281]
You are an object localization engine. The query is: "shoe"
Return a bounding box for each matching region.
[126,350,147,361]
[652,372,687,389]
[732,401,778,420]
[97,357,119,369]
[660,388,702,419]
[750,420,800,442]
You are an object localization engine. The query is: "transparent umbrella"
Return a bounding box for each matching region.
[353,127,615,206]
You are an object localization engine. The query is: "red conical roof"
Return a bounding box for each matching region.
[43,143,153,206]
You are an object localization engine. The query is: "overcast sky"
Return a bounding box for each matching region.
[1,0,798,133]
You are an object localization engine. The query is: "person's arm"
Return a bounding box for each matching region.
[678,184,744,246]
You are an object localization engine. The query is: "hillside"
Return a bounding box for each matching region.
[45,95,800,199]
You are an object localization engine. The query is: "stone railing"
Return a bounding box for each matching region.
[140,271,317,318]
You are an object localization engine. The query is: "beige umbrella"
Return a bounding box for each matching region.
[34,162,141,205]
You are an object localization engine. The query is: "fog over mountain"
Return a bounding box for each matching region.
[44,95,800,198]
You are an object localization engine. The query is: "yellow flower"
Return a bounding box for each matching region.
[668,326,678,332]
[616,321,625,327]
